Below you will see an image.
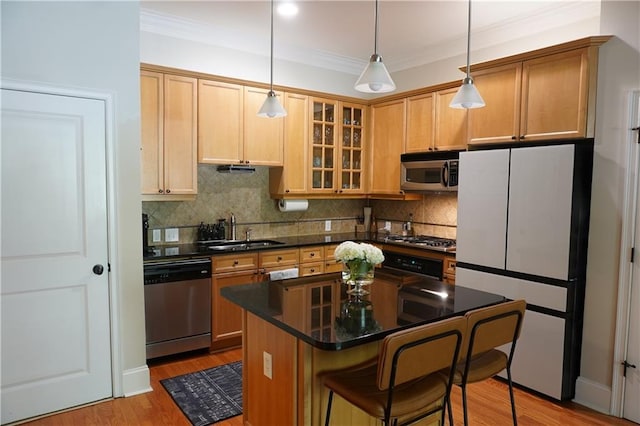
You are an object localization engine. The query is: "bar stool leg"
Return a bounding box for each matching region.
[325,390,334,426]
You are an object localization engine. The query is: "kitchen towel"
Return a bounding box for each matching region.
[278,199,308,212]
[269,268,299,280]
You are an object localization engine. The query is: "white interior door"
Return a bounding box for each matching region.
[1,88,112,424]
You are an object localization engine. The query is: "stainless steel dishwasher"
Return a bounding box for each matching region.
[144,257,212,359]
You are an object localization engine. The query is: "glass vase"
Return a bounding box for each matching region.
[342,261,375,296]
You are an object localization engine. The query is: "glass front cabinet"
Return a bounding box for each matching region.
[310,98,366,195]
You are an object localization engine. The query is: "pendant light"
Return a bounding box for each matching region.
[450,0,485,109]
[354,0,396,93]
[257,0,287,118]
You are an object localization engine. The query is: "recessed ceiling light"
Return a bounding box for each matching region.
[277,2,298,17]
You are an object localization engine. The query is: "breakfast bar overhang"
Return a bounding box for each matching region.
[222,268,507,425]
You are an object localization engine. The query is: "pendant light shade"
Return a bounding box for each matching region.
[354,0,395,93]
[450,0,485,109]
[258,90,287,118]
[258,0,286,118]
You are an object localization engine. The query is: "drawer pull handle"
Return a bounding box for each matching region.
[233,260,239,265]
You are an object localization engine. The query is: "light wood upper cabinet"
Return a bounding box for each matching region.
[198,79,244,164]
[243,86,284,166]
[434,87,468,151]
[308,98,367,196]
[140,71,197,199]
[369,99,406,196]
[405,89,466,153]
[269,92,309,196]
[469,48,592,144]
[405,92,434,153]
[198,83,284,166]
[467,63,522,144]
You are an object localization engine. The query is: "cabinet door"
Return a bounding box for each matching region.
[467,63,522,145]
[507,144,574,280]
[434,87,468,151]
[212,270,258,344]
[521,49,589,141]
[198,80,244,164]
[310,98,337,193]
[405,92,435,153]
[163,74,198,195]
[338,103,366,194]
[269,92,308,196]
[243,86,284,166]
[456,149,510,269]
[140,71,164,195]
[370,99,406,195]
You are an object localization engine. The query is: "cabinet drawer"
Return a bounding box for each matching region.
[324,244,339,261]
[212,253,258,273]
[324,260,343,274]
[300,246,324,263]
[259,249,299,268]
[300,262,325,277]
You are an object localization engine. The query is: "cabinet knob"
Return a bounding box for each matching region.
[233,260,239,265]
[310,253,315,257]
[285,189,290,193]
[520,135,525,140]
[166,189,171,194]
[511,136,517,140]
[158,189,164,194]
[310,268,315,273]
[277,256,282,261]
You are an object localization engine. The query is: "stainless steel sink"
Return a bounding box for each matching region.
[206,239,285,251]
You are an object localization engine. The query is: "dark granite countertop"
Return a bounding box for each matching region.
[221,267,506,351]
[143,232,455,262]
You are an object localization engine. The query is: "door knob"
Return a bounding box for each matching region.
[93,264,104,275]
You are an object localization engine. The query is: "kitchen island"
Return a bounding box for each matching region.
[222,268,506,426]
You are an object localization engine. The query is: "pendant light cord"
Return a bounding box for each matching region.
[373,0,379,55]
[465,0,472,78]
[269,0,274,91]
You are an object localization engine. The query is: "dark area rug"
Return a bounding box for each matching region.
[161,361,242,426]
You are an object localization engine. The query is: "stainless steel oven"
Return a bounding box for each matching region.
[144,257,212,359]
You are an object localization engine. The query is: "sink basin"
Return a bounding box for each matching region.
[206,239,285,251]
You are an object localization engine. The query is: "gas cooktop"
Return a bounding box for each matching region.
[380,235,456,252]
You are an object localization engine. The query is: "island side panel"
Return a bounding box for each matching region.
[243,311,297,426]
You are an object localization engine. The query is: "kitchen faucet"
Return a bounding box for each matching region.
[245,228,252,241]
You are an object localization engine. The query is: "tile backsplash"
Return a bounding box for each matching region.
[142,165,458,245]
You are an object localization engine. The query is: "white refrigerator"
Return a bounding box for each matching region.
[455,141,593,401]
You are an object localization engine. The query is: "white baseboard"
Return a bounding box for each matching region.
[574,376,612,415]
[121,365,152,397]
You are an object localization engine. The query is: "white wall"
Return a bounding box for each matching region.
[577,0,640,413]
[1,1,148,396]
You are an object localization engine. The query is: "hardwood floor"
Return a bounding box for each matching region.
[21,348,636,426]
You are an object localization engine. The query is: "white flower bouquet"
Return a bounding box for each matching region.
[334,241,384,295]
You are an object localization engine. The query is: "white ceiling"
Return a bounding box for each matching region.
[140,1,601,75]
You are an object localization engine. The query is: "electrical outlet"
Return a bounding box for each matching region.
[385,221,392,231]
[152,229,161,242]
[263,351,273,379]
[325,220,332,232]
[165,247,179,256]
[165,228,179,242]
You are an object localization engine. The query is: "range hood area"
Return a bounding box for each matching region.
[217,164,256,174]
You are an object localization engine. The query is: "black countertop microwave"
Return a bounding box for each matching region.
[400,150,461,192]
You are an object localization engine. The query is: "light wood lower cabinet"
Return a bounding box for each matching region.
[259,248,299,280]
[324,243,343,274]
[211,253,259,350]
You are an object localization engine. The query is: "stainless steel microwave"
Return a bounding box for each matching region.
[400,151,461,192]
